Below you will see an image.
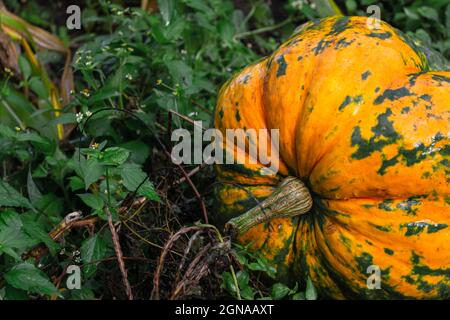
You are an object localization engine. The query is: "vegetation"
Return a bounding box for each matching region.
[0,0,448,300]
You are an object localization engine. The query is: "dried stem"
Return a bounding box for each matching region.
[105,206,134,300]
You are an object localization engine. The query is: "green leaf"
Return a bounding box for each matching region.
[221,271,236,294]
[18,55,32,80]
[81,233,108,278]
[78,193,104,210]
[101,147,130,166]
[236,271,254,299]
[292,292,306,300]
[345,0,357,13]
[404,8,420,20]
[76,157,103,190]
[0,124,17,138]
[27,168,42,205]
[0,211,41,260]
[21,213,58,255]
[4,262,61,297]
[417,6,439,22]
[0,180,33,209]
[120,163,160,201]
[165,60,193,87]
[2,285,29,300]
[69,176,85,192]
[305,277,318,300]
[28,77,49,99]
[158,0,174,25]
[120,140,150,164]
[271,282,290,300]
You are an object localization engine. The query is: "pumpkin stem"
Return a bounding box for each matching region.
[225,176,313,238]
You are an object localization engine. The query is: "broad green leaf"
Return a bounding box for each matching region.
[417,6,439,22]
[2,285,29,300]
[4,263,61,297]
[0,180,33,209]
[120,163,160,201]
[101,147,130,166]
[271,283,290,300]
[158,0,174,25]
[0,211,41,259]
[75,156,103,190]
[78,193,104,210]
[21,213,58,255]
[81,233,108,278]
[120,140,150,164]
[236,271,254,299]
[165,60,193,87]
[68,176,85,191]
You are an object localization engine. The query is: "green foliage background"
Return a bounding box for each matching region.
[0,0,448,300]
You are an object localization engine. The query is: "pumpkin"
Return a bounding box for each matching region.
[213,16,450,299]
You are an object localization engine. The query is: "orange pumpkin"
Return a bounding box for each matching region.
[213,16,449,299]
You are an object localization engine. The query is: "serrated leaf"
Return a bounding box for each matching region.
[4,263,61,297]
[120,163,160,201]
[0,211,39,260]
[101,147,130,166]
[21,213,58,255]
[0,180,33,209]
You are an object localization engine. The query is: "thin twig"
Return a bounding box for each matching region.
[151,226,201,300]
[105,206,134,300]
[173,162,208,185]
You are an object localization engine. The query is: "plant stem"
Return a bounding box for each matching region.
[234,17,294,40]
[225,177,313,237]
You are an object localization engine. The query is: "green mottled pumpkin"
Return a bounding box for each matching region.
[213,16,450,299]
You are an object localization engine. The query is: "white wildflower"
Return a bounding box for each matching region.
[76,112,84,123]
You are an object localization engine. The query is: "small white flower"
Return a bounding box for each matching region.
[14,126,21,131]
[85,111,93,117]
[76,112,84,123]
[125,73,133,80]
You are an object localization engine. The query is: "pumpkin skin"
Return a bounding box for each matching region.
[213,16,450,299]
